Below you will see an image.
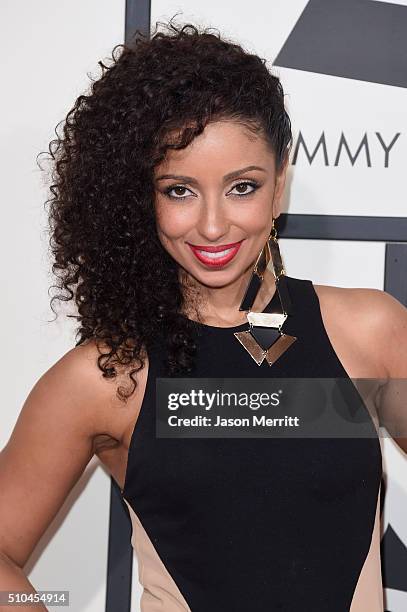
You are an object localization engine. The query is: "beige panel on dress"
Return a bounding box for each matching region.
[123,498,192,611]
[349,484,384,612]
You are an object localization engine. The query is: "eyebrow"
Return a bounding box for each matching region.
[155,165,267,184]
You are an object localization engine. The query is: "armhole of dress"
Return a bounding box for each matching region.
[121,345,157,499]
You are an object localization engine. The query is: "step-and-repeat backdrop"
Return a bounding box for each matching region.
[2,1,405,610]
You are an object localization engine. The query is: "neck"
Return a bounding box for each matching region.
[179,266,277,326]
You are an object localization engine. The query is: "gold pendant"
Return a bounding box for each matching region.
[234,329,297,366]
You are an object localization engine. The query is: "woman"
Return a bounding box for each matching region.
[0,20,406,612]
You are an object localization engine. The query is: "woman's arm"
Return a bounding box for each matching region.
[0,550,49,611]
[372,290,407,454]
[0,340,122,610]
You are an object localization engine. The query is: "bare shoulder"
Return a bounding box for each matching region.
[62,338,149,448]
[313,283,386,318]
[313,282,404,325]
[72,339,151,490]
[313,282,407,377]
[33,338,137,442]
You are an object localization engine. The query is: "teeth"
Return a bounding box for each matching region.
[197,248,233,259]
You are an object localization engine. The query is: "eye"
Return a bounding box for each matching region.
[163,184,194,200]
[229,180,260,197]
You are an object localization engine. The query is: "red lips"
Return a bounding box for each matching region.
[187,240,243,267]
[188,240,243,252]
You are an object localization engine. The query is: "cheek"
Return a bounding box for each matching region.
[234,199,272,232]
[155,200,194,240]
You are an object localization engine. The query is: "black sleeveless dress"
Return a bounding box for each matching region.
[120,276,383,612]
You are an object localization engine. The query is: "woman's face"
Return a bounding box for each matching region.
[154,120,288,289]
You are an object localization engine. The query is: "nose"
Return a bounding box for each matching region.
[195,197,230,243]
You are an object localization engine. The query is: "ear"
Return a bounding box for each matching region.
[272,153,289,219]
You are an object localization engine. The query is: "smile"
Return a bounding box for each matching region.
[187,240,243,268]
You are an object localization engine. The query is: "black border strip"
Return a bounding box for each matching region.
[106,3,151,610]
[106,478,133,612]
[277,214,407,242]
[384,243,407,304]
[125,0,150,44]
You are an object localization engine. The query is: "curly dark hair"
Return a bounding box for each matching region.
[38,18,293,401]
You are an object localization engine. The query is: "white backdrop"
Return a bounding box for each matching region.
[0,1,125,610]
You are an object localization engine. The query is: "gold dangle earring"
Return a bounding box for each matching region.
[234,218,297,366]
